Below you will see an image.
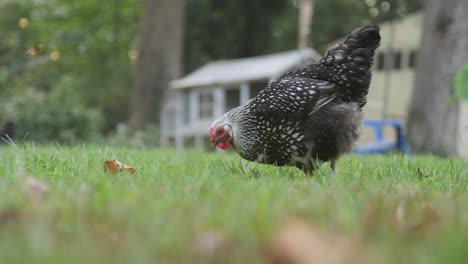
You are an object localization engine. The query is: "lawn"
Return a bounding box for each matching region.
[0,145,467,264]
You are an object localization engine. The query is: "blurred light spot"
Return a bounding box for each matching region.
[369,7,379,17]
[128,49,138,64]
[365,0,376,7]
[50,50,60,61]
[381,1,391,12]
[27,48,36,56]
[19,18,29,28]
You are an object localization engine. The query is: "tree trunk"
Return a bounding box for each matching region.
[407,0,468,156]
[129,0,185,131]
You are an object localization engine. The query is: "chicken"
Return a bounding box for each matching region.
[209,25,381,173]
[0,122,16,143]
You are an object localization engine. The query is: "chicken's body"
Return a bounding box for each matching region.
[210,25,381,173]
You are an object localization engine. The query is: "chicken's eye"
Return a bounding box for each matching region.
[216,130,223,135]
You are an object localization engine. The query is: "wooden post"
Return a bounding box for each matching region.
[160,103,168,147]
[190,90,198,123]
[298,0,314,49]
[381,0,399,119]
[174,91,184,150]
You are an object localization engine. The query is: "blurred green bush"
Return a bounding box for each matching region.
[0,77,104,143]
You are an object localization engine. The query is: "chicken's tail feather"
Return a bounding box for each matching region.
[322,25,380,107]
[288,25,381,108]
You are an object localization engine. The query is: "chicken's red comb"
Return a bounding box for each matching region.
[209,126,215,141]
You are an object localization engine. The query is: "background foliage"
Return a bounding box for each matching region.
[0,0,422,143]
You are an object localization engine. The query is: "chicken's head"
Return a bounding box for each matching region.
[209,120,233,150]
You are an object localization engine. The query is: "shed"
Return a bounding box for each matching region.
[160,48,321,149]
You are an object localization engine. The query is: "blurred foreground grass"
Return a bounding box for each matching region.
[0,145,467,264]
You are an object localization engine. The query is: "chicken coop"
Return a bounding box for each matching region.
[160,48,321,149]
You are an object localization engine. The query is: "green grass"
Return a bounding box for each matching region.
[0,144,468,264]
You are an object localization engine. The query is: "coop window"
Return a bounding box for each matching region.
[376,53,385,70]
[409,50,418,68]
[393,51,402,70]
[199,92,214,119]
[226,88,240,110]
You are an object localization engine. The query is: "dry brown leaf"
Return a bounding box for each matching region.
[104,160,137,175]
[266,217,382,264]
[20,176,49,202]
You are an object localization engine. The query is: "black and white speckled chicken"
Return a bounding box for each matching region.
[209,25,381,173]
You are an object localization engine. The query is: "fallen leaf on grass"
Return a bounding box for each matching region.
[20,176,49,202]
[104,160,137,175]
[266,217,381,264]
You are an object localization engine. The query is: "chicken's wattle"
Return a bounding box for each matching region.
[217,141,231,150]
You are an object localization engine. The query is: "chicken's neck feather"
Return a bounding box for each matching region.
[223,104,259,159]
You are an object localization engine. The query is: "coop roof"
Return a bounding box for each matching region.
[170,48,321,89]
